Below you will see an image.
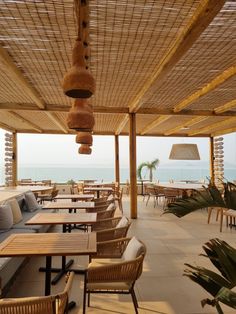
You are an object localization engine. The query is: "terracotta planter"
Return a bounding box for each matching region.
[78,144,92,154]
[76,132,93,146]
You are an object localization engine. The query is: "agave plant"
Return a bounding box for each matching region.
[184,239,236,313]
[164,181,236,217]
[137,158,159,181]
[164,182,236,313]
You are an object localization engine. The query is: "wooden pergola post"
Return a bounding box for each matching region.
[209,136,215,185]
[114,135,120,186]
[12,132,17,186]
[129,113,137,218]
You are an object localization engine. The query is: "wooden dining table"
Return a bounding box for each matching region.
[83,187,113,198]
[42,201,95,211]
[0,233,97,296]
[25,212,97,285]
[54,194,94,201]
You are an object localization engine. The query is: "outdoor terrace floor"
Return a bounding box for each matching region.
[6,196,236,314]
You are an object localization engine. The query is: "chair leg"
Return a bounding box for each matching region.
[146,195,150,206]
[87,292,90,307]
[83,272,87,314]
[220,210,224,232]
[207,207,213,224]
[130,288,139,314]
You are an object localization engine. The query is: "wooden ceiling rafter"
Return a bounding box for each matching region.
[173,66,236,113]
[212,126,236,137]
[0,121,15,133]
[214,99,236,114]
[164,116,209,136]
[188,117,236,136]
[8,111,43,133]
[115,114,129,135]
[0,45,68,134]
[115,0,226,134]
[140,116,172,135]
[2,104,236,117]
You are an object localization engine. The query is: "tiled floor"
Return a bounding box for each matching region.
[6,196,236,313]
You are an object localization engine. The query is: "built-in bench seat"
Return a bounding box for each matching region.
[0,191,55,294]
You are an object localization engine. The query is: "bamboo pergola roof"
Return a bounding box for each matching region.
[0,0,235,137]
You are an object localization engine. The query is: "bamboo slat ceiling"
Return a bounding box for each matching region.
[0,0,235,137]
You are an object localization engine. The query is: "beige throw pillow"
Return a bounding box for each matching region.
[0,205,13,229]
[7,198,23,224]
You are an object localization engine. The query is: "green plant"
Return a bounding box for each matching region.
[164,181,236,217]
[67,179,76,186]
[137,158,159,182]
[164,182,236,313]
[184,238,236,313]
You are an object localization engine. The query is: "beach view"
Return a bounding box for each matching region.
[0,1,236,314]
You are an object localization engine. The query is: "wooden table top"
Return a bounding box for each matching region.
[0,233,96,257]
[84,187,113,192]
[25,212,97,225]
[43,201,95,209]
[55,194,94,200]
[0,186,53,193]
[156,183,206,190]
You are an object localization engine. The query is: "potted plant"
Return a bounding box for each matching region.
[164,181,236,313]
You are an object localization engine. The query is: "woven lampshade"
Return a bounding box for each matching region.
[67,99,95,131]
[78,144,92,154]
[169,144,200,160]
[76,132,93,146]
[62,40,95,98]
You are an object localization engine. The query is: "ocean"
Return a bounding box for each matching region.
[1,165,236,185]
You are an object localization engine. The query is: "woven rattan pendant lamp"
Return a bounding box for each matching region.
[169,144,200,160]
[62,0,95,98]
[76,131,93,146]
[79,144,92,154]
[67,99,95,131]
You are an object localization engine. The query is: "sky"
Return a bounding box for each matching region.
[2,128,235,168]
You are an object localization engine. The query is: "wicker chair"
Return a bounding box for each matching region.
[96,204,116,220]
[83,237,146,314]
[37,188,59,204]
[0,272,74,314]
[115,188,123,213]
[92,216,131,242]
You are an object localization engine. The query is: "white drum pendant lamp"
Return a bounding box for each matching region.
[169,144,200,160]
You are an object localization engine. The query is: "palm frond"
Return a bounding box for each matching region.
[137,162,148,179]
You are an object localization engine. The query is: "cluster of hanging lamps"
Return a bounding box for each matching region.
[5,133,14,186]
[62,0,94,154]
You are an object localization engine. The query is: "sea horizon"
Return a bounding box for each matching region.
[1,164,235,185]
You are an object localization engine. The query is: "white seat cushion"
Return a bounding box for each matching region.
[107,194,114,201]
[107,203,115,211]
[116,216,128,228]
[122,237,144,261]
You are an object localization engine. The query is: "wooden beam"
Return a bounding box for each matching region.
[188,117,236,136]
[214,99,236,114]
[140,116,172,135]
[0,46,45,109]
[0,121,15,132]
[211,126,236,137]
[0,45,72,131]
[115,114,129,135]
[209,137,215,184]
[174,66,236,112]
[129,113,137,219]
[128,0,226,114]
[44,112,68,134]
[114,135,120,185]
[9,111,43,133]
[12,132,17,187]
[2,103,236,118]
[164,116,209,135]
